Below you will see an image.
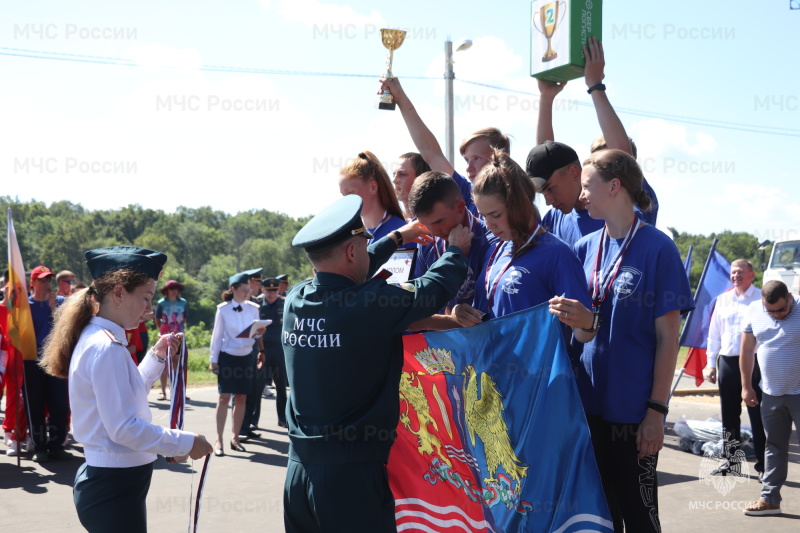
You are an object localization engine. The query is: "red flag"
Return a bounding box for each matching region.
[683,347,707,387]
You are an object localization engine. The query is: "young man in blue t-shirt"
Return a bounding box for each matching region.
[405,171,498,331]
[530,37,658,247]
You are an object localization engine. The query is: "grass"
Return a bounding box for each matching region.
[187,347,217,388]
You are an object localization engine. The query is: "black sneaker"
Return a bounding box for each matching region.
[32,451,49,463]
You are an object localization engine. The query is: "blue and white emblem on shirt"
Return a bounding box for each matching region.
[502,267,530,295]
[614,267,642,299]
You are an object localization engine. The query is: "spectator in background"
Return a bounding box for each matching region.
[27,265,71,462]
[704,259,765,478]
[741,281,800,517]
[154,280,188,401]
[55,270,76,297]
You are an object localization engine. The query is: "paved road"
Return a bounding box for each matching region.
[2,385,798,532]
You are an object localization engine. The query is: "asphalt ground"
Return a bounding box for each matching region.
[2,371,798,532]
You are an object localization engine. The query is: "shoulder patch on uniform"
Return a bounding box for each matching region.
[101,329,127,346]
[217,301,228,309]
[244,300,260,309]
[390,282,417,293]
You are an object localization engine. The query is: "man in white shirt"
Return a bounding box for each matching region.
[703,259,765,477]
[740,281,800,516]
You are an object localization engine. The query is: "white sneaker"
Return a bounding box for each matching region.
[22,436,34,453]
[262,386,274,398]
[6,440,18,456]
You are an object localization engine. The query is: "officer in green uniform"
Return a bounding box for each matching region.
[283,195,471,533]
[258,277,287,428]
[241,267,265,440]
[276,273,290,297]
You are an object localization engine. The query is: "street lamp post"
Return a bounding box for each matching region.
[444,38,472,166]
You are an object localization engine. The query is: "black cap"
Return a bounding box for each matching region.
[263,278,280,290]
[525,141,580,188]
[292,195,372,253]
[85,246,167,280]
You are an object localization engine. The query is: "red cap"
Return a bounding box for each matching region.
[30,266,54,280]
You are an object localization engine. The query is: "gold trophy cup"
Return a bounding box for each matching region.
[377,28,407,110]
[533,1,566,63]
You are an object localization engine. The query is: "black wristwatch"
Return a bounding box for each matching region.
[587,83,606,94]
[392,230,403,246]
[646,399,669,415]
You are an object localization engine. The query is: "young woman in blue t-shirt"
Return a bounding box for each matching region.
[452,151,596,345]
[555,149,693,532]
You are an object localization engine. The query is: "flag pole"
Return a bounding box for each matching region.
[669,239,719,402]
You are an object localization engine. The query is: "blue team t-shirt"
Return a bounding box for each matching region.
[543,178,659,247]
[573,223,694,424]
[451,171,478,217]
[474,231,592,319]
[368,213,414,250]
[414,211,498,311]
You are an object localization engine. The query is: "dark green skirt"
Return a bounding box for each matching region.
[74,460,154,533]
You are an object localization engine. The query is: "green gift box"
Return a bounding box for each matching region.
[530,0,603,83]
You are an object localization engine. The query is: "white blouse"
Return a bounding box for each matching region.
[68,316,195,468]
[208,300,260,363]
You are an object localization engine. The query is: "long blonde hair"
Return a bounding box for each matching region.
[40,269,151,378]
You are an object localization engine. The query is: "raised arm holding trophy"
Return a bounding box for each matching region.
[376,28,407,110]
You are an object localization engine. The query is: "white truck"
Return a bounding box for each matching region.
[762,240,800,293]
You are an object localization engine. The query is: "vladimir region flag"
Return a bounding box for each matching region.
[6,208,37,361]
[388,303,612,533]
[679,240,732,386]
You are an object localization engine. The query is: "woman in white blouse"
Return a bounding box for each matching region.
[209,271,265,457]
[40,246,212,533]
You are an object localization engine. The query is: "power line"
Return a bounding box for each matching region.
[2,46,798,138]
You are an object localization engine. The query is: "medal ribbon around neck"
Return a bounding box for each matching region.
[484,223,540,304]
[433,210,478,260]
[369,210,390,239]
[590,216,642,308]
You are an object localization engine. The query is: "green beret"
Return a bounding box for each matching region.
[85,246,167,280]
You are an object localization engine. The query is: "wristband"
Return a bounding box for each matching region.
[392,230,403,246]
[587,83,606,94]
[646,399,669,415]
[582,310,602,333]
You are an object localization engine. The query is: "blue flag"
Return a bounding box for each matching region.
[389,302,612,532]
[679,241,732,349]
[683,245,693,280]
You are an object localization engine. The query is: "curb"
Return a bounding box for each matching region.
[672,389,719,397]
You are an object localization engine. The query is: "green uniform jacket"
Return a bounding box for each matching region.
[283,236,467,465]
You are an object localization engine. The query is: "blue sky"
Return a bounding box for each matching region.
[1,0,798,241]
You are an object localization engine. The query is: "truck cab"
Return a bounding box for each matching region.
[763,240,800,293]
